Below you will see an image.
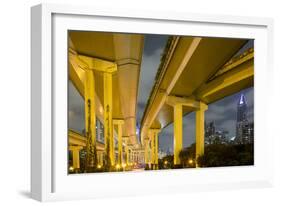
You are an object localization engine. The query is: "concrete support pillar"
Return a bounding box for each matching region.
[77,55,117,170]
[129,149,132,164]
[195,102,208,167]
[123,137,129,166]
[113,119,124,166]
[173,104,183,166]
[104,72,114,166]
[155,133,159,168]
[96,119,101,142]
[97,151,103,166]
[69,146,83,170]
[101,153,104,166]
[117,122,123,166]
[133,151,135,163]
[166,96,206,167]
[84,69,97,169]
[149,129,160,169]
[150,133,155,167]
[144,138,150,168]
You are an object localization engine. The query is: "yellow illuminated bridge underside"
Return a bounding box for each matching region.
[68,32,254,171]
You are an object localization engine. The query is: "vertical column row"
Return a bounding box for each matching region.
[84,69,97,171]
[71,55,117,171]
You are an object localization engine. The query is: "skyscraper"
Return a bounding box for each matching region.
[237,94,248,122]
[205,121,229,145]
[205,121,215,144]
[235,94,253,144]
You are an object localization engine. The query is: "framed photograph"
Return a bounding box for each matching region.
[31,3,274,201]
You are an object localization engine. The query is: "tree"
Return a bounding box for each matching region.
[197,143,253,167]
[159,155,174,169]
[179,143,196,168]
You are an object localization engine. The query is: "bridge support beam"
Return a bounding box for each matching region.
[123,137,130,166]
[149,129,160,170]
[150,132,155,169]
[173,104,183,167]
[113,119,125,167]
[128,149,132,165]
[166,96,203,167]
[77,54,117,169]
[154,132,159,169]
[103,72,115,167]
[195,102,208,167]
[69,146,83,172]
[97,151,103,167]
[84,69,97,170]
[144,138,150,169]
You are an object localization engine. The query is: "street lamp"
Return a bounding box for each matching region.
[116,164,121,170]
[69,166,74,172]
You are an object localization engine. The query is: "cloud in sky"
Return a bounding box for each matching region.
[136,34,169,123]
[68,81,85,133]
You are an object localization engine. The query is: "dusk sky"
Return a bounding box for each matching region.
[68,34,254,153]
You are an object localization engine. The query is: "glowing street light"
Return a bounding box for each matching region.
[69,166,74,172]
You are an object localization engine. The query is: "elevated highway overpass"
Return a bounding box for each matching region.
[68,31,253,171]
[68,31,145,171]
[140,36,253,167]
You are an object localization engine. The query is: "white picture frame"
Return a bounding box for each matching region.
[31,3,274,202]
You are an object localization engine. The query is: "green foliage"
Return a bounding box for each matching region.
[158,155,174,169]
[197,143,254,167]
[179,143,196,168]
[159,143,253,170]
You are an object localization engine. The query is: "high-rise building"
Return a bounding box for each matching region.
[237,94,248,122]
[205,121,216,144]
[235,94,253,144]
[205,121,229,144]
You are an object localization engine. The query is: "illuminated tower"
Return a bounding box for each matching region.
[237,94,248,122]
[235,94,250,144]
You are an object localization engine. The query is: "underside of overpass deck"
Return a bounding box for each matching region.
[67,31,254,173]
